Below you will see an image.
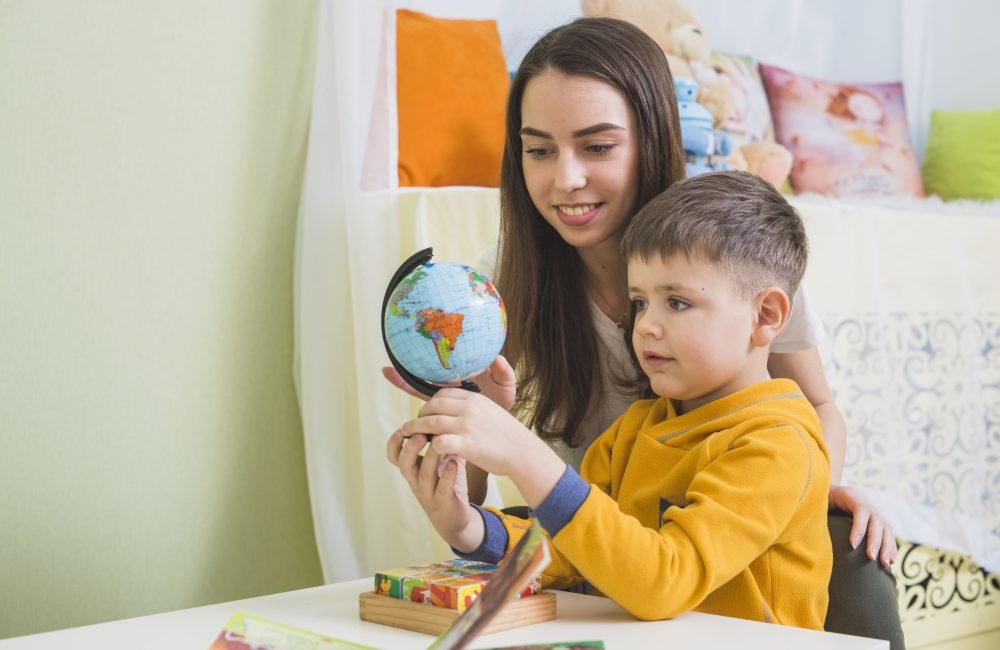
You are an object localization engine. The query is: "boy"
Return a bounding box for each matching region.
[388,171,832,629]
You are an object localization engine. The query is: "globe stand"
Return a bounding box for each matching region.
[381,247,481,398]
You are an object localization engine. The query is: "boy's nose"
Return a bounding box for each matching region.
[634,315,661,338]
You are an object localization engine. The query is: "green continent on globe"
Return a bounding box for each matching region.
[415,308,465,370]
[389,267,428,317]
[468,270,499,302]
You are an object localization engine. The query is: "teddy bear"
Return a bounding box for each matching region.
[581,0,734,128]
[580,0,794,189]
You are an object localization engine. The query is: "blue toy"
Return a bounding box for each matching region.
[675,77,732,177]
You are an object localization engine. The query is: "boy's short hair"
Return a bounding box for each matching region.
[621,171,808,300]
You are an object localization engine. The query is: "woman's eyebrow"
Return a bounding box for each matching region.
[572,123,625,138]
[519,123,625,139]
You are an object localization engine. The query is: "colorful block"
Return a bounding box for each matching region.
[402,572,459,604]
[374,567,430,599]
[429,575,487,611]
[373,559,540,610]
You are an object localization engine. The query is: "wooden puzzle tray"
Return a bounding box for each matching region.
[358,590,556,636]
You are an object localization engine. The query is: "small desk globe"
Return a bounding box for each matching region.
[382,248,506,395]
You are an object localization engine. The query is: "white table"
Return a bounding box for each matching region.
[0,578,889,649]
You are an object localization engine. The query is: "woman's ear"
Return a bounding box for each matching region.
[751,287,791,348]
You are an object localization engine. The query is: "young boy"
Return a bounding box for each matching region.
[388,171,832,629]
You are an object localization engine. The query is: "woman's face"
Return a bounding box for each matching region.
[519,71,641,253]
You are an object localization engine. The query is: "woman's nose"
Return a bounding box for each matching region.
[553,153,586,193]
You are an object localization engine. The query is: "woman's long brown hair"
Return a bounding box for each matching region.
[496,17,685,445]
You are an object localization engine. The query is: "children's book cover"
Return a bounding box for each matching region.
[208,611,375,650]
[486,641,604,650]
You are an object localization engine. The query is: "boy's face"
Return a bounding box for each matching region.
[628,253,766,413]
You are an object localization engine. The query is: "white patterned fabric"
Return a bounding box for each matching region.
[795,195,1000,573]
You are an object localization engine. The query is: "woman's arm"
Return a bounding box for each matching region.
[768,347,897,565]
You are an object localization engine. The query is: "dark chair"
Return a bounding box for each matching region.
[825,510,906,650]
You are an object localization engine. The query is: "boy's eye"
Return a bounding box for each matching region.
[667,298,689,311]
[630,297,647,312]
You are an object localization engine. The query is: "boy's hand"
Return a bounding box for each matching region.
[381,355,517,411]
[829,485,897,566]
[386,431,484,553]
[398,389,565,508]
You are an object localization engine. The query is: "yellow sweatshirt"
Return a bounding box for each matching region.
[474,378,832,629]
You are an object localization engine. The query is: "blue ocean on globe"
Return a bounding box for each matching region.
[384,261,507,385]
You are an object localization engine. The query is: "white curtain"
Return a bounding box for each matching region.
[295,0,1000,582]
[294,0,443,583]
[294,0,511,583]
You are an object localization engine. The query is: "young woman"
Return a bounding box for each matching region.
[384,16,898,621]
[496,18,893,564]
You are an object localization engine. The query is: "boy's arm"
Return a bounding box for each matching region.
[537,424,824,621]
[458,500,586,591]
[454,410,629,588]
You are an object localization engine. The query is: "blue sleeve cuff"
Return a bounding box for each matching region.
[533,465,590,538]
[451,504,508,564]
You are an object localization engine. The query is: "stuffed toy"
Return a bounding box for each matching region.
[580,0,794,189]
[675,77,732,176]
[581,0,734,128]
[732,141,793,190]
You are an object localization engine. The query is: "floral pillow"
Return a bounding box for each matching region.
[712,51,774,148]
[759,64,924,197]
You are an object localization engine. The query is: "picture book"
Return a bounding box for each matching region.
[208,611,374,650]
[428,520,550,650]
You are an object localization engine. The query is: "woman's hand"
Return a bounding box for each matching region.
[385,430,484,553]
[829,485,897,566]
[382,355,517,411]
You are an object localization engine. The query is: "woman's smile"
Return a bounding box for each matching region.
[555,203,601,226]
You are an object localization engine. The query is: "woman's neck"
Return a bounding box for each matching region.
[577,241,629,325]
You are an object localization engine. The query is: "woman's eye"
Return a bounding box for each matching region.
[585,144,614,155]
[524,147,551,160]
[667,298,689,311]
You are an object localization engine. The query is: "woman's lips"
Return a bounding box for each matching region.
[555,203,600,226]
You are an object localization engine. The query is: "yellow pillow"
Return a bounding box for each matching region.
[396,10,509,188]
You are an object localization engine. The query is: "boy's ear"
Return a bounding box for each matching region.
[751,287,791,348]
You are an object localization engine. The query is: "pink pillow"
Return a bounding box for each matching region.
[760,64,924,197]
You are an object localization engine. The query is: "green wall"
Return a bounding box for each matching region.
[0,1,323,638]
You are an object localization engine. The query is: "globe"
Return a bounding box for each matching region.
[383,257,507,388]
